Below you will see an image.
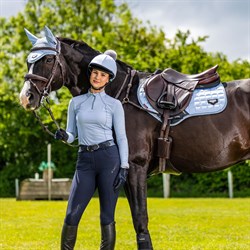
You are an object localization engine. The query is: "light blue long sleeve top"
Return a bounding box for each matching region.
[65,90,129,168]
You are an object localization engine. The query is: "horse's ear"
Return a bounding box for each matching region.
[24,28,38,45]
[44,26,57,45]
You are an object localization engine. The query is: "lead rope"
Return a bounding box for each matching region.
[33,98,79,148]
[33,109,55,137]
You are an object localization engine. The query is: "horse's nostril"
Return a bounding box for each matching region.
[28,92,34,102]
[26,103,31,110]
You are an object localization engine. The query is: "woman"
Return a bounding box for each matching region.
[55,50,129,250]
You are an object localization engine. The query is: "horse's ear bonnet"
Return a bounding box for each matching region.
[24,26,57,63]
[88,50,117,81]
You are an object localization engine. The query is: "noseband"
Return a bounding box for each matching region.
[24,41,65,104]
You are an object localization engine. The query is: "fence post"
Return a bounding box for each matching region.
[228,170,233,198]
[48,143,52,200]
[15,178,19,200]
[162,173,170,198]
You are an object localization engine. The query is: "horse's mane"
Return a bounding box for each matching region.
[58,37,133,72]
[58,37,98,54]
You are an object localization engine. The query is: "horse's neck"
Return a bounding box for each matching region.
[60,39,140,99]
[60,40,96,96]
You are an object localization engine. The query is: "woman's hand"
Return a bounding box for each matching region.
[54,128,69,142]
[113,168,128,192]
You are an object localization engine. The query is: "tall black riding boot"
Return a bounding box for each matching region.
[61,223,78,250]
[137,233,153,250]
[100,222,116,250]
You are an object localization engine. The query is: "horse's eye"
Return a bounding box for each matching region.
[46,57,54,63]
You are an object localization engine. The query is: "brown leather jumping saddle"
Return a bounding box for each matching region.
[145,65,220,117]
[144,65,220,174]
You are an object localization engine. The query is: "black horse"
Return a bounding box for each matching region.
[20,27,250,249]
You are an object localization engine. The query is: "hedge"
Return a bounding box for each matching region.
[147,161,250,197]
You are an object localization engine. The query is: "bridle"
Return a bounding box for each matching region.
[24,41,65,104]
[24,40,76,146]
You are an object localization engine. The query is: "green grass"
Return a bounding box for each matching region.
[0,198,249,249]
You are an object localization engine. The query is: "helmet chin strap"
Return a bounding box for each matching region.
[90,82,109,91]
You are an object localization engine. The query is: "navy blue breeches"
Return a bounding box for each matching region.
[64,145,120,226]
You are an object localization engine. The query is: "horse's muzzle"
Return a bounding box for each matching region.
[19,81,39,110]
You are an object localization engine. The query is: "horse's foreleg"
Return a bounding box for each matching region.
[124,163,153,250]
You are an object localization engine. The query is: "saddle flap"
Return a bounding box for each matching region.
[145,74,166,102]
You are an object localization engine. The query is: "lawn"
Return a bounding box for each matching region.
[0,198,249,249]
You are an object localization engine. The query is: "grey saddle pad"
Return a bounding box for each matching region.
[137,79,227,126]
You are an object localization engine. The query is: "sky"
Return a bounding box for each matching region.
[1,0,249,62]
